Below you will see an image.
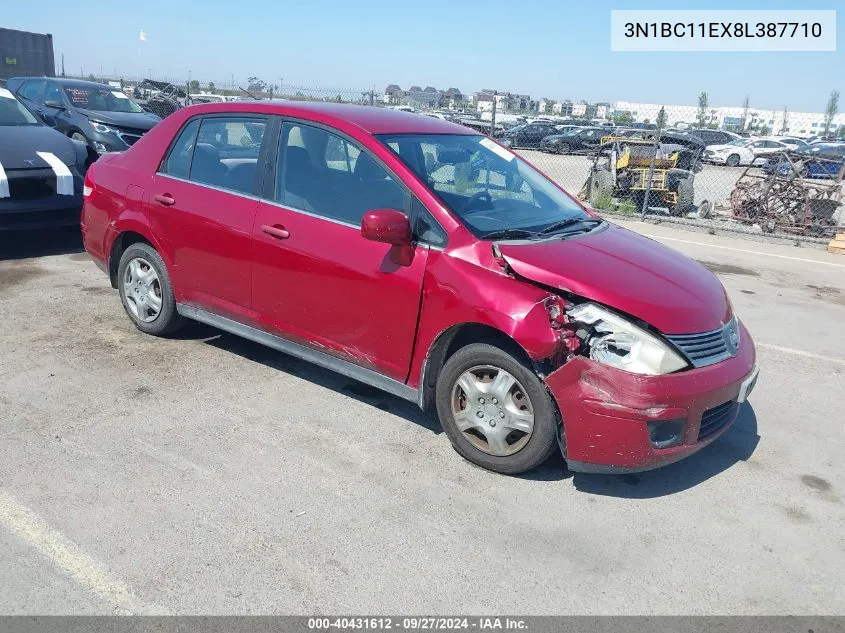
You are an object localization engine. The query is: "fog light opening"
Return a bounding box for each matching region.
[94,142,109,154]
[647,419,685,449]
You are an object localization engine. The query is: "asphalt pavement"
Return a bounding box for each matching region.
[0,223,843,614]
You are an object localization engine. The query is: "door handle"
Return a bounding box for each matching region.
[154,194,175,206]
[261,224,290,239]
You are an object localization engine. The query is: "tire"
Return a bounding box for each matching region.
[435,343,559,475]
[726,153,740,167]
[671,176,694,216]
[70,131,88,144]
[117,243,184,336]
[556,143,571,155]
[588,169,613,206]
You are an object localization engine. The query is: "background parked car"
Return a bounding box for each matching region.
[499,122,559,149]
[0,86,92,229]
[539,127,606,154]
[770,136,811,152]
[686,129,742,147]
[703,138,789,167]
[7,77,161,155]
[762,143,845,179]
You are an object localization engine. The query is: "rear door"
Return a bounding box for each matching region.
[251,120,429,381]
[146,114,271,319]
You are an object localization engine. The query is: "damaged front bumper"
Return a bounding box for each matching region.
[544,321,757,474]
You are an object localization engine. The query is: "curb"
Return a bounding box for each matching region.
[598,211,834,250]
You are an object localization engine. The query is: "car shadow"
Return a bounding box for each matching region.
[178,322,442,435]
[0,228,84,261]
[571,403,760,498]
[171,323,759,490]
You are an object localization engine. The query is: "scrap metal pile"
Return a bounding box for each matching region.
[730,152,844,237]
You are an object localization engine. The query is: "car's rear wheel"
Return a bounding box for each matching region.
[435,343,559,475]
[117,243,184,336]
[726,153,740,167]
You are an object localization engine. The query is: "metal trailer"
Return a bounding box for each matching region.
[0,28,55,80]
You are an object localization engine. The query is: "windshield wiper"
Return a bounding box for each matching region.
[482,228,539,241]
[538,216,601,235]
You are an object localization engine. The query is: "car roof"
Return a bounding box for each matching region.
[183,100,477,136]
[10,77,112,90]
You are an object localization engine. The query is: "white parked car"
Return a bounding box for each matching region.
[703,138,789,167]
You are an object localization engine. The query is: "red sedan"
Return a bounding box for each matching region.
[81,101,758,475]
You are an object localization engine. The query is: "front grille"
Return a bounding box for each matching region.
[5,169,56,200]
[667,325,734,368]
[698,401,739,441]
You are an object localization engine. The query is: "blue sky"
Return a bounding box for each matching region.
[4,0,842,112]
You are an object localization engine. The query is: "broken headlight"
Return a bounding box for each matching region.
[567,303,688,376]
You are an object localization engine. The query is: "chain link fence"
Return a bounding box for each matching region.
[66,73,845,239]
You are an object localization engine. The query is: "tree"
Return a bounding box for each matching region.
[189,79,200,92]
[780,106,789,134]
[247,76,267,93]
[697,92,708,128]
[87,73,96,82]
[740,95,750,131]
[335,94,342,102]
[207,82,216,94]
[613,111,634,125]
[656,106,667,129]
[759,123,769,136]
[823,89,839,137]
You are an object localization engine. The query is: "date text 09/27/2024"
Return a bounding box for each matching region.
[307,617,528,630]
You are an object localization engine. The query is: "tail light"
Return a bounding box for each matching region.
[83,166,94,198]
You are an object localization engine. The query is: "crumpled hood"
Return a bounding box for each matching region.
[0,125,78,170]
[497,223,731,334]
[77,108,160,130]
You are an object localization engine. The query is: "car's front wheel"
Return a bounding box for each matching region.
[117,243,184,336]
[726,153,740,167]
[435,343,559,474]
[70,131,88,144]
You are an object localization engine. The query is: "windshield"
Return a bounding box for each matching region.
[0,90,40,125]
[63,86,144,113]
[378,133,591,238]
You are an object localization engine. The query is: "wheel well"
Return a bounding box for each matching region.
[418,323,532,412]
[108,232,152,288]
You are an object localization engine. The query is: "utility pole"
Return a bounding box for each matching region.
[490,91,497,137]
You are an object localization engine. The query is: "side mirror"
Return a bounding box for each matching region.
[361,209,412,246]
[43,100,65,110]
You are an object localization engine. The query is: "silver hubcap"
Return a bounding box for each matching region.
[122,257,162,323]
[450,365,535,456]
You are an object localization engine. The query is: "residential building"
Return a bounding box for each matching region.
[383,84,403,105]
[571,100,587,117]
[537,98,554,114]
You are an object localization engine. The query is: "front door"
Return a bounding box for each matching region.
[251,121,428,382]
[147,115,270,318]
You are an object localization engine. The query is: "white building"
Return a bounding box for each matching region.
[537,98,554,114]
[613,100,845,137]
[571,101,587,117]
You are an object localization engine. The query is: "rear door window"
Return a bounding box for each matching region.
[190,117,268,194]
